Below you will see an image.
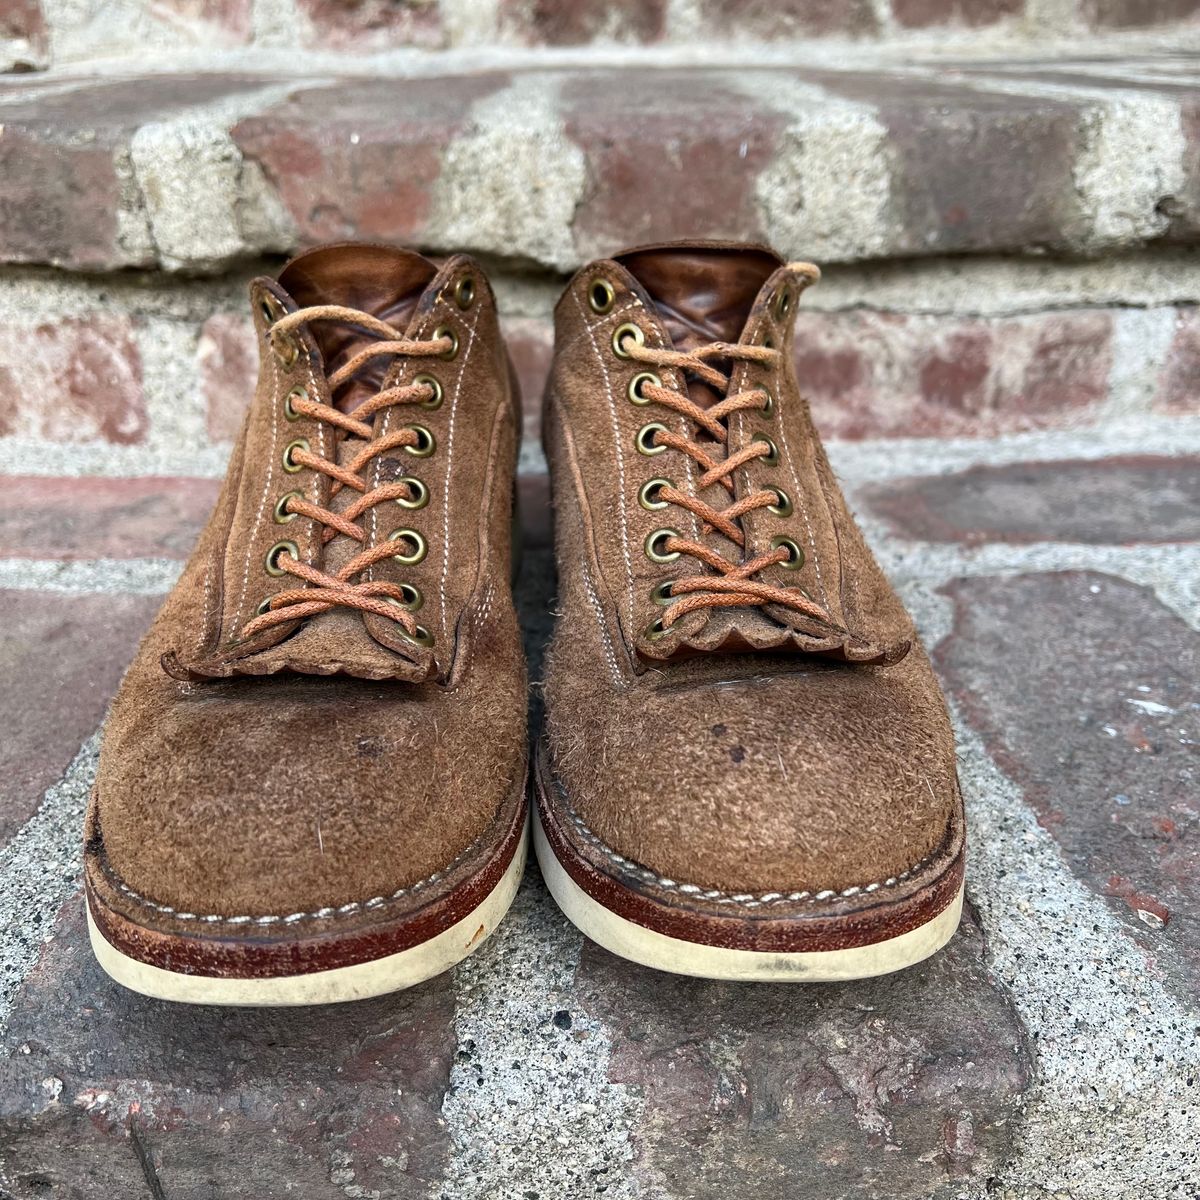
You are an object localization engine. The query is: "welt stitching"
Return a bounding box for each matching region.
[99,825,492,927]
[573,289,636,641]
[563,800,937,908]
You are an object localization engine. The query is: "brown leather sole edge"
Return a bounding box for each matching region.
[85,781,527,982]
[535,748,964,956]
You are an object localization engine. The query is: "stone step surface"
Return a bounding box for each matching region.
[0,423,1197,1198]
[1,54,1199,273]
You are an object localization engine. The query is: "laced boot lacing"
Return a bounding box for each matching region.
[623,331,834,634]
[241,303,451,646]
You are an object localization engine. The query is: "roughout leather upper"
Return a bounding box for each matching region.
[541,242,960,895]
[89,244,526,919]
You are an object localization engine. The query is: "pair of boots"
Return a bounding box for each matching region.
[84,240,965,1005]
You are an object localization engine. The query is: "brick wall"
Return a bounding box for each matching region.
[3,0,1199,70]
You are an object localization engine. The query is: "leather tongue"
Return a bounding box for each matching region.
[615,244,781,408]
[277,243,438,413]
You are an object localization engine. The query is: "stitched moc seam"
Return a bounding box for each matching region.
[559,797,945,909]
[93,825,493,928]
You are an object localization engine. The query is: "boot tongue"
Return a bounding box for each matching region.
[277,243,439,413]
[615,244,781,408]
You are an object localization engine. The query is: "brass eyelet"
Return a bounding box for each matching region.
[627,371,660,406]
[269,316,299,365]
[434,325,459,361]
[282,438,310,473]
[388,528,427,565]
[258,297,277,325]
[273,490,303,524]
[767,486,793,518]
[396,477,429,510]
[650,580,674,606]
[283,385,308,421]
[755,382,774,416]
[264,540,298,576]
[636,422,668,456]
[612,322,645,359]
[638,477,671,511]
[589,278,615,315]
[398,583,424,611]
[754,433,779,466]
[453,276,475,310]
[398,623,434,648]
[255,596,274,616]
[414,373,443,410]
[644,617,672,641]
[773,288,792,320]
[404,425,436,458]
[644,528,681,563]
[770,535,805,570]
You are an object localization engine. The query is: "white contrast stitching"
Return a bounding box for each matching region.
[581,566,622,685]
[560,799,939,907]
[438,303,483,641]
[574,288,637,641]
[99,824,493,926]
[231,333,280,632]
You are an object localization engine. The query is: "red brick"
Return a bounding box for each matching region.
[562,71,782,260]
[936,572,1200,1004]
[796,309,1112,439]
[0,75,281,269]
[518,472,550,548]
[0,896,457,1195]
[500,0,667,44]
[0,476,220,560]
[690,0,877,36]
[297,0,445,50]
[199,310,258,442]
[0,589,159,847]
[145,0,252,43]
[817,71,1084,257]
[1155,307,1200,415]
[574,906,1031,1197]
[501,315,552,446]
[1080,0,1200,27]
[232,73,507,248]
[861,456,1200,546]
[0,0,47,69]
[892,0,1021,27]
[0,314,147,444]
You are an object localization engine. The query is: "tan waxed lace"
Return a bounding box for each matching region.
[625,337,834,633]
[240,304,451,645]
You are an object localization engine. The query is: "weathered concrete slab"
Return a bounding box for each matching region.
[937,571,1200,1006]
[576,903,1032,1199]
[862,456,1200,545]
[0,896,457,1200]
[0,589,158,848]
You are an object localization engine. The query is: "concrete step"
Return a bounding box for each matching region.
[1,54,1199,274]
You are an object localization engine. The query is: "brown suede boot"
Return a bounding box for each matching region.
[85,244,528,1004]
[536,242,964,981]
